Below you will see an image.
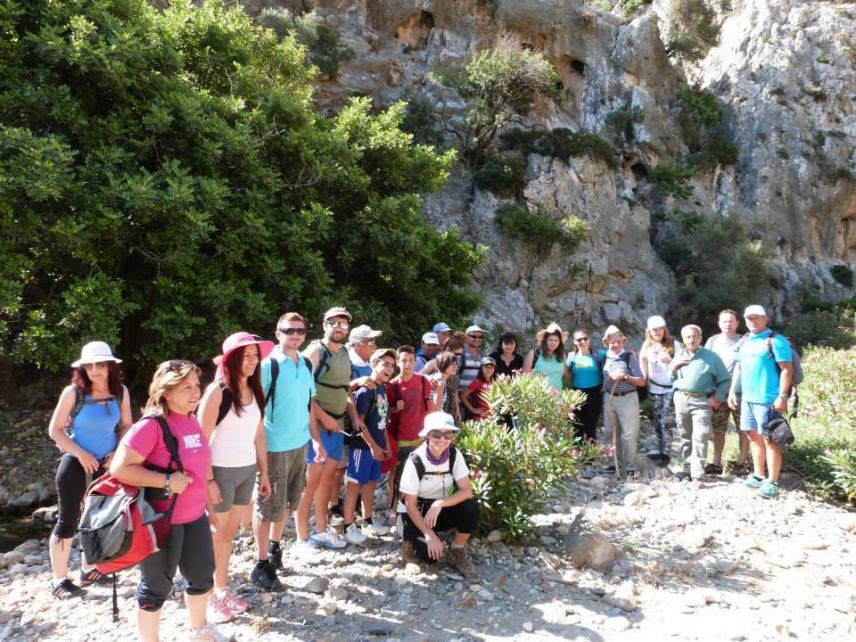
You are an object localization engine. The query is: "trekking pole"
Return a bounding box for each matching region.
[609,382,621,479]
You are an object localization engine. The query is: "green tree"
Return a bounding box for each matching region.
[0,0,480,378]
[433,32,560,165]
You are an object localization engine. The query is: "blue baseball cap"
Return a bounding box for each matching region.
[432,322,452,333]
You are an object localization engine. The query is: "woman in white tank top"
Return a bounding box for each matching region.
[198,332,274,623]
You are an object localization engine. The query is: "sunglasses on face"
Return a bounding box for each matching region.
[278,327,307,336]
[166,359,193,372]
[325,321,350,329]
[468,334,484,339]
[574,337,589,343]
[427,431,456,440]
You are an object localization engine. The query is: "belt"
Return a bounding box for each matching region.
[608,388,637,397]
[676,390,709,397]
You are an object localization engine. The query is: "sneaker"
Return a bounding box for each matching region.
[447,547,477,579]
[268,541,283,570]
[189,623,230,642]
[742,473,764,489]
[291,538,318,561]
[601,464,616,475]
[758,480,780,499]
[50,578,85,599]
[401,540,420,564]
[309,527,348,550]
[250,560,283,592]
[221,591,248,614]
[79,567,107,587]
[704,463,723,475]
[344,523,368,545]
[362,522,390,537]
[206,593,234,624]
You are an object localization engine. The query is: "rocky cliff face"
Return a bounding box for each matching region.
[248,0,856,335]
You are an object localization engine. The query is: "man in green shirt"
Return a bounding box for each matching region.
[669,324,730,481]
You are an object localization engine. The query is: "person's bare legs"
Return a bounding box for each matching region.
[313,458,340,533]
[185,590,211,629]
[766,442,782,482]
[296,464,324,541]
[49,535,73,581]
[137,608,161,642]
[343,479,361,525]
[213,508,244,592]
[360,481,377,520]
[747,431,767,478]
[712,432,726,467]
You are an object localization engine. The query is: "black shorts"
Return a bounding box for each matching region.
[53,453,106,539]
[402,497,480,562]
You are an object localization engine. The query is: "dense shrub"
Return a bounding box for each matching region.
[534,129,619,169]
[433,32,559,164]
[785,343,856,504]
[0,0,480,376]
[495,204,589,255]
[655,211,770,324]
[474,154,527,197]
[784,298,856,350]
[500,128,541,155]
[649,163,694,198]
[688,134,739,169]
[456,373,599,541]
[606,106,645,144]
[666,0,722,61]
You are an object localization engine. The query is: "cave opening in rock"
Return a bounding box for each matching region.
[570,59,586,77]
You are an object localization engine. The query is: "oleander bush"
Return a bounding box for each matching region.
[456,373,601,542]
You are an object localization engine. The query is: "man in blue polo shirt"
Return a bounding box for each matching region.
[252,312,318,590]
[727,305,794,498]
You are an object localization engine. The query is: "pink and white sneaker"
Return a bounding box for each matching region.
[189,623,231,642]
[221,592,248,614]
[206,593,234,624]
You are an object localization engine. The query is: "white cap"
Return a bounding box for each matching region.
[421,332,440,345]
[465,324,485,335]
[743,305,767,317]
[646,315,667,331]
[71,341,122,368]
[418,411,461,439]
[348,324,382,342]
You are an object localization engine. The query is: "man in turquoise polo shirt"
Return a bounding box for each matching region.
[727,305,794,498]
[669,324,730,481]
[251,312,318,590]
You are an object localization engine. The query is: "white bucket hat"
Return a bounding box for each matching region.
[418,411,461,439]
[71,341,122,368]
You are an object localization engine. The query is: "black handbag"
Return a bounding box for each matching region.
[763,411,795,448]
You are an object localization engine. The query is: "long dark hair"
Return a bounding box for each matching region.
[71,362,123,398]
[536,328,567,361]
[223,344,265,416]
[476,363,497,383]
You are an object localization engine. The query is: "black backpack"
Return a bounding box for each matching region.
[409,447,459,485]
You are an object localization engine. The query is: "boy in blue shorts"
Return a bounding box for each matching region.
[344,348,396,545]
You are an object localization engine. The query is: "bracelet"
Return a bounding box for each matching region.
[164,473,172,495]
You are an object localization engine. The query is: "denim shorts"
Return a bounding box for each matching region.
[740,400,772,433]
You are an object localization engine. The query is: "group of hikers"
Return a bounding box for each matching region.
[45,304,797,642]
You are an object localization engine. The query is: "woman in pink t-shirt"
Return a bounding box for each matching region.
[110,360,224,642]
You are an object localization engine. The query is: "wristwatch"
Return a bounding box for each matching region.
[164,473,172,495]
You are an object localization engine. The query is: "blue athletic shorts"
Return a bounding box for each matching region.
[346,448,382,485]
[307,429,344,464]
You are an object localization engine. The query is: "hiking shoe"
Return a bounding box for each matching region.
[206,592,234,624]
[221,592,248,614]
[309,527,347,550]
[344,523,367,545]
[189,623,230,642]
[268,541,283,570]
[742,473,765,489]
[401,540,420,564]
[600,464,616,475]
[291,538,318,561]
[758,480,780,499]
[50,578,85,599]
[704,463,723,475]
[250,560,282,592]
[447,547,476,579]
[362,522,390,537]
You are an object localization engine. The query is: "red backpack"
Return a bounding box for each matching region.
[78,414,181,620]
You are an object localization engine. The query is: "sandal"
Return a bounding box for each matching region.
[80,567,106,586]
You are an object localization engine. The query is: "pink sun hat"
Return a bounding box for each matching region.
[213,331,275,375]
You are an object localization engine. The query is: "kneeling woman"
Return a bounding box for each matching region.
[111,360,224,642]
[398,412,479,578]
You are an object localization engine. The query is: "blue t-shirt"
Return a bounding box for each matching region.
[533,352,565,391]
[734,329,792,405]
[71,394,120,460]
[353,385,388,450]
[566,349,606,389]
[261,347,316,452]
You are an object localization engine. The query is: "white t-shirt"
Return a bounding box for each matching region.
[399,443,469,500]
[705,333,743,373]
[640,341,682,394]
[210,396,260,467]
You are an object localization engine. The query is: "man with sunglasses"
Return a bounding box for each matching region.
[252,312,317,591]
[296,307,366,550]
[458,325,486,409]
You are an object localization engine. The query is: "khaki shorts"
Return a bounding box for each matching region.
[711,399,741,434]
[255,445,307,522]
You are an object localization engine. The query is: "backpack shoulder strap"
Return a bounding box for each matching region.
[70,388,86,421]
[142,413,183,473]
[264,358,280,412]
[410,451,426,481]
[301,355,313,375]
[216,381,233,426]
[312,340,332,382]
[449,446,458,475]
